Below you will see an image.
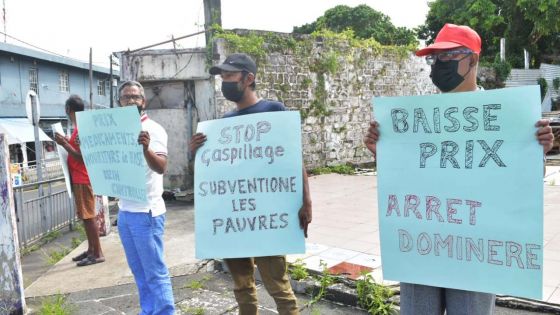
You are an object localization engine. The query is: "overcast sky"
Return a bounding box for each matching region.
[4,0,429,68]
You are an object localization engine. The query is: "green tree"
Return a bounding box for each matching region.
[516,0,560,45]
[418,0,560,67]
[416,0,505,62]
[293,4,417,46]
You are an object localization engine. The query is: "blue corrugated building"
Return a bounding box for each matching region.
[0,42,118,165]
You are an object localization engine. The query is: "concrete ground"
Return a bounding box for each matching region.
[22,167,560,314]
[24,201,199,297]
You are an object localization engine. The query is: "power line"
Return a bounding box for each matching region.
[0,30,93,65]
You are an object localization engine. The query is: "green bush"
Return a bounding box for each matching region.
[492,59,512,83]
[289,259,309,281]
[356,273,394,315]
[537,77,548,101]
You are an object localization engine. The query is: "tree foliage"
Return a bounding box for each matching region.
[293,4,417,46]
[417,0,560,67]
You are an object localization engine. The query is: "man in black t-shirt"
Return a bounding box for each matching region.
[190,53,312,315]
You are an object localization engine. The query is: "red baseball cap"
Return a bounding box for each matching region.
[416,23,482,56]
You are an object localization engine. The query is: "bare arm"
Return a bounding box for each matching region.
[138,131,167,174]
[536,119,555,176]
[299,166,312,238]
[55,132,83,163]
[364,121,379,157]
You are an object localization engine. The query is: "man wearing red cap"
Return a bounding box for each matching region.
[364,24,555,314]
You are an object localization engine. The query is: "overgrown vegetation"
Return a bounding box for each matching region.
[356,273,394,315]
[310,164,355,175]
[309,261,336,305]
[289,259,309,281]
[44,245,71,265]
[38,294,73,315]
[210,26,414,120]
[43,230,62,243]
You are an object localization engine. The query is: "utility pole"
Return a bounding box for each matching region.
[203,0,221,46]
[89,47,93,110]
[109,54,113,108]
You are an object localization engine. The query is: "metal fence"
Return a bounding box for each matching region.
[13,157,64,184]
[14,177,77,247]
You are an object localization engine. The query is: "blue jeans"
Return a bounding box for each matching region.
[400,283,495,315]
[118,211,175,315]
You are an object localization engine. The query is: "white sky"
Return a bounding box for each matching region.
[4,0,429,68]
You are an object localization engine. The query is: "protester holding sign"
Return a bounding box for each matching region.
[116,81,175,315]
[190,53,312,315]
[54,95,105,267]
[364,24,554,315]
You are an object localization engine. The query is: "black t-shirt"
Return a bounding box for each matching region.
[222,99,285,118]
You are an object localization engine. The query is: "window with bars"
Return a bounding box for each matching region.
[59,70,69,92]
[29,68,38,94]
[97,80,106,96]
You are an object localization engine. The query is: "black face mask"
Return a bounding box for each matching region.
[222,81,245,102]
[430,59,466,92]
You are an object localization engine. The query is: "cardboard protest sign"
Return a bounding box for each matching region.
[52,123,72,198]
[76,106,146,203]
[194,111,305,259]
[375,86,543,299]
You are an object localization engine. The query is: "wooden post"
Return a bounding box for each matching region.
[0,134,26,314]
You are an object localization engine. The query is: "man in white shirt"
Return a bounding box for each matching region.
[117,80,174,315]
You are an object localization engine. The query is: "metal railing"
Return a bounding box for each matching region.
[14,176,77,248]
[13,158,64,185]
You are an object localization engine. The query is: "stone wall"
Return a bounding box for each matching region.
[212,31,437,169]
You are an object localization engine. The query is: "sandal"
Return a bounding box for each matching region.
[76,255,105,267]
[72,251,88,262]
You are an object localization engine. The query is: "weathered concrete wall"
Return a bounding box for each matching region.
[212,32,437,168]
[0,134,25,314]
[149,109,190,190]
[120,49,216,190]
[119,49,210,82]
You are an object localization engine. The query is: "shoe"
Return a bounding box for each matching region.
[72,251,88,262]
[76,255,105,267]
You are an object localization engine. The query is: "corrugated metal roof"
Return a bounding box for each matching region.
[0,41,112,75]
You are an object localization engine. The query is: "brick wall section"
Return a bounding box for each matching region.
[213,33,437,169]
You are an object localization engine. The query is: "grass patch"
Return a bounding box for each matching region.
[44,246,71,265]
[183,275,213,290]
[310,164,355,175]
[20,243,40,256]
[38,294,73,315]
[43,230,62,243]
[180,306,205,315]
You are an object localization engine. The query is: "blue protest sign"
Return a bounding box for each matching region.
[76,106,146,203]
[375,86,543,299]
[194,111,305,259]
